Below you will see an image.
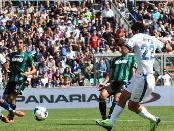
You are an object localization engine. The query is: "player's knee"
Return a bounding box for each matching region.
[99,90,109,100]
[99,94,107,101]
[128,101,139,113]
[114,93,121,102]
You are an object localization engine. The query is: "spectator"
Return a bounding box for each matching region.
[156,69,172,86]
[44,68,53,87]
[63,67,74,85]
[47,55,56,72]
[151,6,161,22]
[90,30,99,49]
[0,0,172,88]
[102,4,114,24]
[96,58,107,78]
[52,67,63,87]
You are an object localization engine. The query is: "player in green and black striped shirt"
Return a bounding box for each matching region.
[3,38,36,122]
[97,39,137,120]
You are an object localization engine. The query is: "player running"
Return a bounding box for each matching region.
[97,38,137,120]
[3,38,36,122]
[0,53,24,123]
[96,22,173,131]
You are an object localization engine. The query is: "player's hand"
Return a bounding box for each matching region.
[97,83,105,91]
[24,71,31,77]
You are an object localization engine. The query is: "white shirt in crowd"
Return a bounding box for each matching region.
[102,8,114,18]
[0,54,6,83]
[157,73,172,86]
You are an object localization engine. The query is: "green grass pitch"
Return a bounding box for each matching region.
[0,106,174,131]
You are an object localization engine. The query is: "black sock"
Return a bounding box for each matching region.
[99,100,107,120]
[9,104,16,120]
[108,101,117,118]
[11,104,16,110]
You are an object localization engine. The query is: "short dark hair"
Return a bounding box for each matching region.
[117,38,126,47]
[131,22,146,33]
[16,37,24,43]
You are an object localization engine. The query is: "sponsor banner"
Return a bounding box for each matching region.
[142,86,174,106]
[0,87,101,110]
[0,86,173,110]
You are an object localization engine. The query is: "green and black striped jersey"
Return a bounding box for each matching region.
[110,54,137,82]
[9,51,34,83]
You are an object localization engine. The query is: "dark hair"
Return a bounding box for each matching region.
[131,22,146,33]
[16,37,24,43]
[117,38,126,47]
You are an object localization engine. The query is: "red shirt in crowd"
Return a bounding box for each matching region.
[90,34,99,49]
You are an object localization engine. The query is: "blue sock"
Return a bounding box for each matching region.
[0,100,14,113]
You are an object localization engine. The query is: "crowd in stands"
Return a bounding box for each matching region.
[0,0,173,88]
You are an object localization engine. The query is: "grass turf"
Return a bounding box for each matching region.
[0,106,174,131]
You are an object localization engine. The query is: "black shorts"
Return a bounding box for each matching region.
[104,81,124,95]
[4,82,26,95]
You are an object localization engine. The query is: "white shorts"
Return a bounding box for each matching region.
[125,73,155,102]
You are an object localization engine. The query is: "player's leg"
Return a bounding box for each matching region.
[4,82,25,121]
[108,82,125,118]
[0,100,11,123]
[0,114,11,123]
[96,89,131,130]
[99,83,116,120]
[7,93,17,121]
[0,99,24,123]
[96,76,135,129]
[128,101,158,122]
[0,99,14,113]
[128,74,160,131]
[99,89,110,120]
[128,101,160,131]
[108,92,121,118]
[109,90,130,125]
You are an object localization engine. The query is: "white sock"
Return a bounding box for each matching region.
[138,107,157,122]
[109,105,123,125]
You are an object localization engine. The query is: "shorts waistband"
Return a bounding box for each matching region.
[139,73,153,76]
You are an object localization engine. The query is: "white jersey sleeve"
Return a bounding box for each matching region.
[151,36,165,51]
[126,35,138,50]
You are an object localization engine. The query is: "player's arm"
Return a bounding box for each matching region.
[24,54,37,77]
[130,56,137,78]
[131,67,136,78]
[97,68,114,91]
[24,65,36,77]
[156,37,173,52]
[161,40,173,52]
[102,68,114,85]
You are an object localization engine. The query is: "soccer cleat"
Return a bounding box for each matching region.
[150,117,161,131]
[12,110,25,117]
[96,119,112,131]
[0,115,11,123]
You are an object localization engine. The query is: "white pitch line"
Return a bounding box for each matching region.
[46,119,174,123]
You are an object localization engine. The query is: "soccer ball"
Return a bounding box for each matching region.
[33,106,48,121]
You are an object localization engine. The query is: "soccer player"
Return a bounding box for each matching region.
[96,22,173,131]
[3,38,36,122]
[0,53,24,123]
[97,38,137,120]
